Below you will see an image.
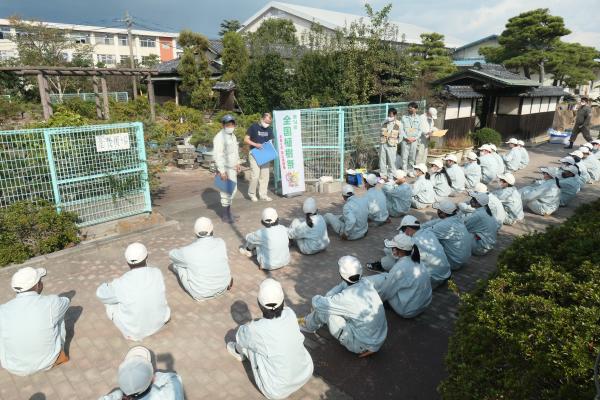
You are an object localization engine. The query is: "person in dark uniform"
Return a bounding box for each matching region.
[566,97,592,149]
[245,113,274,202]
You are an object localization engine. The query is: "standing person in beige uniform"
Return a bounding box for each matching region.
[245,113,274,202]
[418,108,437,165]
[213,114,242,224]
[379,108,402,181]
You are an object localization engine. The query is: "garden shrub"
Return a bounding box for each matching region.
[0,201,80,267]
[32,109,89,128]
[54,98,97,119]
[471,128,502,147]
[439,199,600,400]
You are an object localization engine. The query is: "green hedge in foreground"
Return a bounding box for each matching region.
[440,200,600,400]
[0,201,80,267]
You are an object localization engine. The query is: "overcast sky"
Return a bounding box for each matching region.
[1,0,598,49]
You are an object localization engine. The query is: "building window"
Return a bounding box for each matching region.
[140,37,155,48]
[96,34,114,45]
[0,26,11,40]
[72,32,90,44]
[119,35,128,46]
[120,55,130,64]
[97,54,116,65]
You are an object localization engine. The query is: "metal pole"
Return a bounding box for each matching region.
[125,11,138,99]
[338,107,345,182]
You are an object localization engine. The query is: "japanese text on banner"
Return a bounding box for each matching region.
[273,110,305,195]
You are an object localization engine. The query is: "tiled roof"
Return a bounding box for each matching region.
[209,39,223,55]
[212,80,236,91]
[442,85,484,99]
[434,63,539,88]
[520,86,568,98]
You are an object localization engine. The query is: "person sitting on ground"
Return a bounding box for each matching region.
[227,279,313,400]
[517,140,529,170]
[591,140,600,158]
[458,182,505,229]
[298,256,387,357]
[366,233,432,318]
[324,185,369,240]
[382,169,412,217]
[240,208,290,270]
[428,159,453,200]
[478,144,499,184]
[443,154,466,194]
[566,151,590,186]
[98,346,184,400]
[502,138,522,172]
[580,146,600,182]
[0,267,70,376]
[489,144,506,175]
[492,173,524,225]
[411,163,435,209]
[288,197,330,255]
[363,173,390,225]
[367,215,451,289]
[421,200,471,270]
[558,165,581,207]
[463,192,498,256]
[96,243,171,341]
[169,217,232,301]
[462,151,481,189]
[519,167,561,216]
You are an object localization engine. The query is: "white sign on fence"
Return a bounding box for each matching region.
[273,110,305,195]
[95,132,131,152]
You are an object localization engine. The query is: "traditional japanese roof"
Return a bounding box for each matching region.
[212,81,236,91]
[520,86,569,98]
[434,63,539,88]
[441,85,484,99]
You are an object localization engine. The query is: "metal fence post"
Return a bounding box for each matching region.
[42,129,62,213]
[135,122,153,213]
[338,107,345,181]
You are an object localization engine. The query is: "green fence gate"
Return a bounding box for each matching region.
[273,101,426,189]
[0,122,151,226]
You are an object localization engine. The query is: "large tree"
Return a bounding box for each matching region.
[408,32,456,80]
[221,31,248,83]
[219,19,241,37]
[246,19,298,56]
[545,42,599,87]
[238,53,289,113]
[479,9,571,82]
[177,30,212,108]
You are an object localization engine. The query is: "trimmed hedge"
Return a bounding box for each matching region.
[439,199,600,400]
[0,201,80,267]
[471,128,502,147]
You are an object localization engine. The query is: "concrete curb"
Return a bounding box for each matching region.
[2,219,181,272]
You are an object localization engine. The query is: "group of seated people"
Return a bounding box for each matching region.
[1,138,599,400]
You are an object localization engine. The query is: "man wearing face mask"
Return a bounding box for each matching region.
[245,113,274,202]
[214,114,242,223]
[565,97,592,149]
[379,108,402,180]
[400,102,422,177]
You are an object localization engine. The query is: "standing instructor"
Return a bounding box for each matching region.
[401,102,422,177]
[213,114,241,223]
[245,112,274,202]
[566,97,592,149]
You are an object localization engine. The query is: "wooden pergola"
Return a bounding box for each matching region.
[0,66,159,121]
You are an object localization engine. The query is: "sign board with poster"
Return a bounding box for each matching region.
[273,110,305,195]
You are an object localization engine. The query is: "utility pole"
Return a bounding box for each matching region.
[124,11,138,99]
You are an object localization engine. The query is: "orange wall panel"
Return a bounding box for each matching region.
[159,37,174,61]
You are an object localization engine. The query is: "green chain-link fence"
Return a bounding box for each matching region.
[48,92,129,104]
[273,101,426,188]
[0,122,151,226]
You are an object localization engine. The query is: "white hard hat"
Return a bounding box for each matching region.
[384,233,414,251]
[569,150,584,159]
[562,165,579,176]
[443,154,458,163]
[429,158,443,169]
[473,182,488,193]
[11,267,46,293]
[505,138,518,145]
[338,255,362,281]
[517,140,525,146]
[560,156,576,165]
[257,278,284,310]
[261,207,278,223]
[365,173,378,186]
[342,184,355,196]
[118,346,154,396]
[478,144,492,152]
[541,167,560,178]
[471,192,490,206]
[303,197,317,214]
[582,143,594,150]
[592,140,600,145]
[433,200,457,214]
[466,151,478,161]
[125,243,148,264]
[194,217,213,237]
[393,169,407,179]
[489,144,498,152]
[579,146,591,154]
[428,107,437,119]
[498,173,516,186]
[398,215,420,230]
[414,163,428,173]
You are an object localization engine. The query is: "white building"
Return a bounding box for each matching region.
[239,1,464,48]
[0,18,181,66]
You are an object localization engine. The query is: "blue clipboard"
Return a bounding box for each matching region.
[251,141,278,166]
[214,175,237,194]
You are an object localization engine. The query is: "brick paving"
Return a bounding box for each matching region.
[0,140,598,400]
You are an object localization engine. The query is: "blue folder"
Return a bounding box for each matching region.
[251,141,278,166]
[214,175,237,194]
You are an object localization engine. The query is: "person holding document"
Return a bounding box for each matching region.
[245,112,274,202]
[214,114,241,224]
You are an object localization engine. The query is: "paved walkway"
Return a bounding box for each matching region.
[0,140,597,400]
